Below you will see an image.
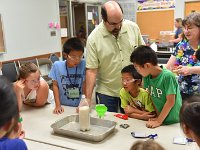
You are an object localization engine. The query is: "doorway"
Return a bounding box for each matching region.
[73,3,86,38]
[59,0,101,40]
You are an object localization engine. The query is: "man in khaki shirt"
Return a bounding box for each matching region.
[86,1,144,112]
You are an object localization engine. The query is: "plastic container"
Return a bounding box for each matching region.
[79,95,90,131]
[95,104,107,119]
[150,42,158,52]
[51,115,116,142]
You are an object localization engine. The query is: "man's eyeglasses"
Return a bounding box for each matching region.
[68,55,83,61]
[122,79,139,84]
[107,19,124,26]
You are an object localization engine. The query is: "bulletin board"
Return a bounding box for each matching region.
[185,1,200,17]
[136,9,174,40]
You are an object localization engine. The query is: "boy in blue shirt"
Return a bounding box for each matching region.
[0,76,27,150]
[49,38,85,114]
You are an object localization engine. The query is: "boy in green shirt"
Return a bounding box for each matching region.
[130,45,182,128]
[120,65,155,120]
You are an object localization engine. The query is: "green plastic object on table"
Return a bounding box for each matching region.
[95,104,107,118]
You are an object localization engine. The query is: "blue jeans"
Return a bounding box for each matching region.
[96,92,124,113]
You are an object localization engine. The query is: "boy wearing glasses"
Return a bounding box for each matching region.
[120,65,156,120]
[49,37,85,114]
[130,45,182,128]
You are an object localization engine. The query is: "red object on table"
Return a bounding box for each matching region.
[114,114,128,120]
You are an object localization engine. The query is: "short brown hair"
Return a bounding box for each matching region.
[182,12,200,27]
[130,140,165,150]
[19,62,39,79]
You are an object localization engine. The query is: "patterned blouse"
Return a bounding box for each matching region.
[172,39,200,95]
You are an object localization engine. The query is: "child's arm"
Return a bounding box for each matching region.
[146,94,175,128]
[129,111,155,121]
[24,80,49,107]
[125,105,155,121]
[13,80,25,111]
[125,105,146,114]
[52,80,64,114]
[125,105,141,114]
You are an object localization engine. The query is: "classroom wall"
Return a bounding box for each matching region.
[0,0,61,61]
[136,0,189,40]
[185,1,200,16]
[174,0,184,19]
[174,0,200,21]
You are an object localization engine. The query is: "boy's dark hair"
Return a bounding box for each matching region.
[101,2,123,22]
[121,65,142,80]
[195,49,200,61]
[63,37,84,54]
[130,45,158,66]
[0,76,19,128]
[180,96,200,138]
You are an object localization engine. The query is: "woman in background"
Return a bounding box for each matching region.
[166,12,200,101]
[169,18,183,47]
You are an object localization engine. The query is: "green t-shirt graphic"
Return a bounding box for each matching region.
[144,67,182,125]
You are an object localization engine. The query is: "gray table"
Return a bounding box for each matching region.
[21,104,198,150]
